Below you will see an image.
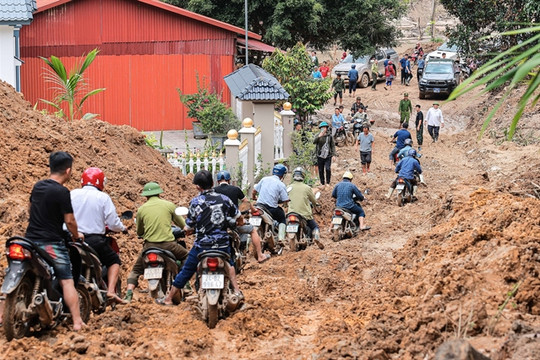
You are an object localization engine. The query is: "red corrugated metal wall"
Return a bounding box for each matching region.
[20,0,235,131]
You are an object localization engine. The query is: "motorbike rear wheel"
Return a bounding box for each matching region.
[207,303,219,329]
[76,283,92,323]
[346,132,355,146]
[397,189,406,207]
[4,276,34,341]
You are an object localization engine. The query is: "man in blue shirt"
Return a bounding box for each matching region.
[399,54,408,85]
[331,171,370,231]
[348,64,359,97]
[331,107,345,137]
[312,66,322,79]
[386,149,425,198]
[405,56,413,85]
[389,122,412,166]
[253,164,289,241]
[416,54,425,81]
[159,170,243,305]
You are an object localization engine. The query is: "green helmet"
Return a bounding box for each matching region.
[141,182,163,197]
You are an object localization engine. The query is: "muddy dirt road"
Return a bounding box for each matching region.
[0,77,539,359]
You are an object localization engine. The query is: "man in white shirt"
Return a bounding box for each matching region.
[425,102,444,143]
[71,167,126,304]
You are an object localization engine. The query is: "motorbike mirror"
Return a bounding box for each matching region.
[315,192,321,200]
[120,210,133,220]
[175,206,189,216]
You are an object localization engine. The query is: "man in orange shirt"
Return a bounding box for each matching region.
[319,61,330,78]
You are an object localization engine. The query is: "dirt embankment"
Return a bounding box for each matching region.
[0,75,539,360]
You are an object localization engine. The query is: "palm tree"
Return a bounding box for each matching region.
[447,26,539,140]
[40,48,105,121]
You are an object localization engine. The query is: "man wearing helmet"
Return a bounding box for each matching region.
[252,164,289,243]
[124,182,188,302]
[287,167,324,249]
[159,170,243,305]
[71,167,127,304]
[386,149,425,199]
[332,171,370,231]
[214,170,270,263]
[397,138,414,160]
[313,121,335,185]
[389,122,412,167]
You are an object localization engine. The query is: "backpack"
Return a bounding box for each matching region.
[319,136,330,158]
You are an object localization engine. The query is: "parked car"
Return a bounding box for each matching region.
[426,42,461,62]
[331,48,399,88]
[418,59,461,99]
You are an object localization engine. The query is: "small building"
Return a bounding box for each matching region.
[19,0,272,131]
[0,0,36,91]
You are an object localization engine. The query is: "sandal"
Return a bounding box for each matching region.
[155,297,175,306]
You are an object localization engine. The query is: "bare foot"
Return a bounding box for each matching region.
[73,321,87,331]
[107,293,127,305]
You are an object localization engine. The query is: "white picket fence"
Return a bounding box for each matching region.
[274,113,284,161]
[167,154,226,177]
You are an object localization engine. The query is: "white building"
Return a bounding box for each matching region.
[0,0,36,91]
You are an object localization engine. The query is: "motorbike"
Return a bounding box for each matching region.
[2,237,91,340]
[285,192,321,252]
[141,225,186,304]
[330,195,363,242]
[395,173,420,207]
[334,124,355,147]
[249,204,284,255]
[228,211,251,274]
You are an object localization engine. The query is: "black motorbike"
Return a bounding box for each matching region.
[141,226,186,304]
[2,237,91,340]
[249,204,283,255]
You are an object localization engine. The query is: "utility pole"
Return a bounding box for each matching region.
[245,0,249,65]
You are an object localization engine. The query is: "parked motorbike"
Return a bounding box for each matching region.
[2,237,91,340]
[285,192,321,251]
[249,204,283,255]
[141,225,186,304]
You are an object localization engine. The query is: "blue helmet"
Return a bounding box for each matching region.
[272,164,287,177]
[216,170,231,181]
[408,149,417,157]
[319,121,329,128]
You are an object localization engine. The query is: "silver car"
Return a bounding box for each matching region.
[331,48,399,88]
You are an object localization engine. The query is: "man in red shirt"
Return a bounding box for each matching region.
[319,61,330,78]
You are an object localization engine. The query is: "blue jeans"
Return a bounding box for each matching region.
[172,244,231,289]
[389,146,400,161]
[344,204,365,227]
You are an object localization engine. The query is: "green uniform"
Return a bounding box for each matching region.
[136,196,185,242]
[371,62,378,89]
[399,99,412,125]
[128,196,188,287]
[287,181,317,220]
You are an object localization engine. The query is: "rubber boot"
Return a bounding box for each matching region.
[385,188,394,198]
[419,174,426,186]
[312,229,324,250]
[278,223,286,242]
[412,186,418,202]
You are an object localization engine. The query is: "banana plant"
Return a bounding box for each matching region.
[40,48,105,121]
[447,26,540,140]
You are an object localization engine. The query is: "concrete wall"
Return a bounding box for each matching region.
[0,26,15,88]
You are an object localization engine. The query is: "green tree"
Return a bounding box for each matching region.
[448,26,540,141]
[40,48,105,121]
[440,0,539,55]
[164,0,405,55]
[262,43,332,122]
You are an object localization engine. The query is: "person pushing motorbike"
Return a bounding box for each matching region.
[24,151,85,331]
[331,171,370,231]
[252,164,290,244]
[124,182,188,302]
[71,167,127,304]
[287,167,324,250]
[213,170,270,263]
[158,170,243,305]
[385,149,426,199]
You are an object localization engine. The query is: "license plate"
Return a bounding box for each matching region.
[332,217,342,225]
[286,224,299,232]
[396,184,405,191]
[201,274,224,289]
[144,267,163,280]
[433,88,441,93]
[249,217,262,226]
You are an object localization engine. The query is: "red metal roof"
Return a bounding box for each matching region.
[237,38,275,53]
[36,0,262,40]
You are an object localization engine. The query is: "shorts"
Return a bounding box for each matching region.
[237,224,254,234]
[360,151,372,164]
[34,240,73,280]
[85,234,121,268]
[334,91,343,99]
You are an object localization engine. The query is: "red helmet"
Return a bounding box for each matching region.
[81,167,106,191]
